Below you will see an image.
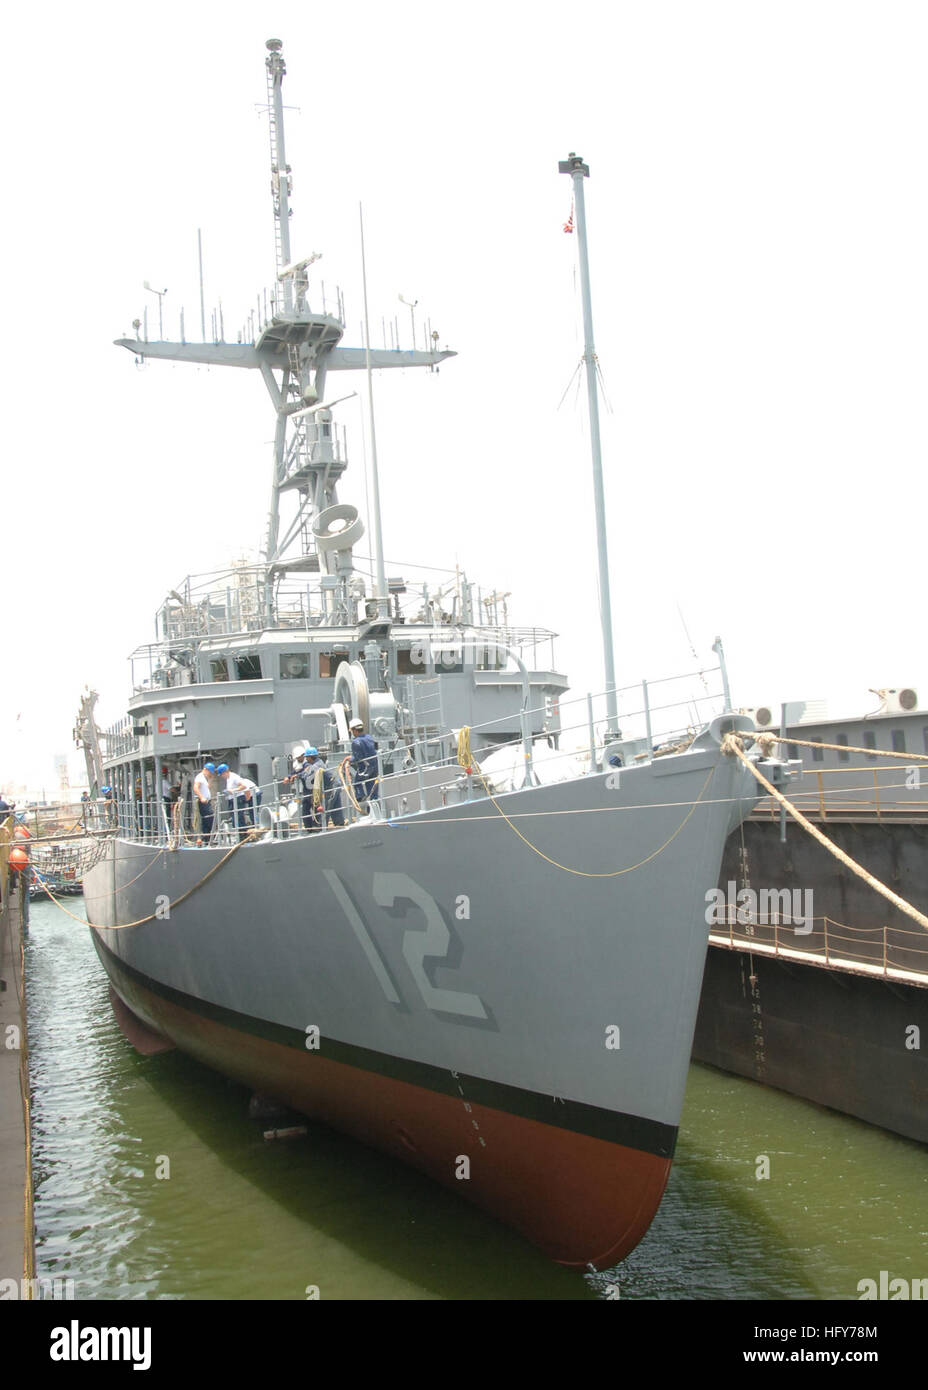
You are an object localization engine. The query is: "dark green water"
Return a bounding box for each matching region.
[25,898,928,1301]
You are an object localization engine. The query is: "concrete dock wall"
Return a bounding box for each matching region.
[0,816,34,1291]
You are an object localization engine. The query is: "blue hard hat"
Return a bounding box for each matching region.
[204,761,216,772]
[216,763,229,774]
[305,747,318,757]
[101,786,111,794]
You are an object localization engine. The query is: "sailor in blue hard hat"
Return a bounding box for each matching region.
[217,764,261,839]
[193,759,218,844]
[294,747,323,831]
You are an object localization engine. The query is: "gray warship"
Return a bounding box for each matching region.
[81,39,793,1269]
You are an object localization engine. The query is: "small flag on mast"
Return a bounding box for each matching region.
[563,201,574,234]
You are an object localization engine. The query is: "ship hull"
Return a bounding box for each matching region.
[93,930,671,1267]
[84,746,756,1267]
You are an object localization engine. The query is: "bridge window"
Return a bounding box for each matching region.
[281,653,312,680]
[396,646,423,675]
[891,729,906,753]
[210,658,230,682]
[836,733,849,762]
[863,731,877,760]
[319,651,350,678]
[434,648,463,673]
[235,653,262,680]
[810,738,824,762]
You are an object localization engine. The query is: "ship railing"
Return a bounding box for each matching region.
[105,798,167,845]
[749,772,928,822]
[356,669,729,819]
[445,625,559,669]
[82,799,122,835]
[107,662,731,846]
[102,717,141,759]
[147,562,563,652]
[108,783,351,847]
[134,283,346,349]
[709,909,928,983]
[126,620,562,695]
[396,666,728,788]
[146,612,558,653]
[107,795,242,847]
[13,803,90,843]
[253,283,346,340]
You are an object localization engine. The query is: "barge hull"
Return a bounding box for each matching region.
[696,822,928,1141]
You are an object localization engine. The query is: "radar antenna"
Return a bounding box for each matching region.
[113,39,456,607]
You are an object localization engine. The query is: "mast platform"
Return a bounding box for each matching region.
[256,312,344,355]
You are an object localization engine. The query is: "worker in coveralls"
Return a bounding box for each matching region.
[295,748,324,831]
[348,719,379,810]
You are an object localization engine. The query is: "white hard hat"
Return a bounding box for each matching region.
[349,718,363,729]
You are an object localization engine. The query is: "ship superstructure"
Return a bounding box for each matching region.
[102,38,565,811]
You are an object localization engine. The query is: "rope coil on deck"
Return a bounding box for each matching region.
[338,757,369,815]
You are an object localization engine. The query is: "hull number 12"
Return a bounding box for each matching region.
[323,870,488,1020]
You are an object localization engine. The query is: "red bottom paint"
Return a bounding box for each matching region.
[108,985,175,1056]
[108,961,671,1269]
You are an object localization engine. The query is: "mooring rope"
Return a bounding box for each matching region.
[721,733,928,933]
[769,733,928,763]
[455,726,718,877]
[28,829,262,930]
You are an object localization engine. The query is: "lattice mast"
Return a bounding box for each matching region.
[113,39,456,597]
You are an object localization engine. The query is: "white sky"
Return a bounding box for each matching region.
[3,0,926,797]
